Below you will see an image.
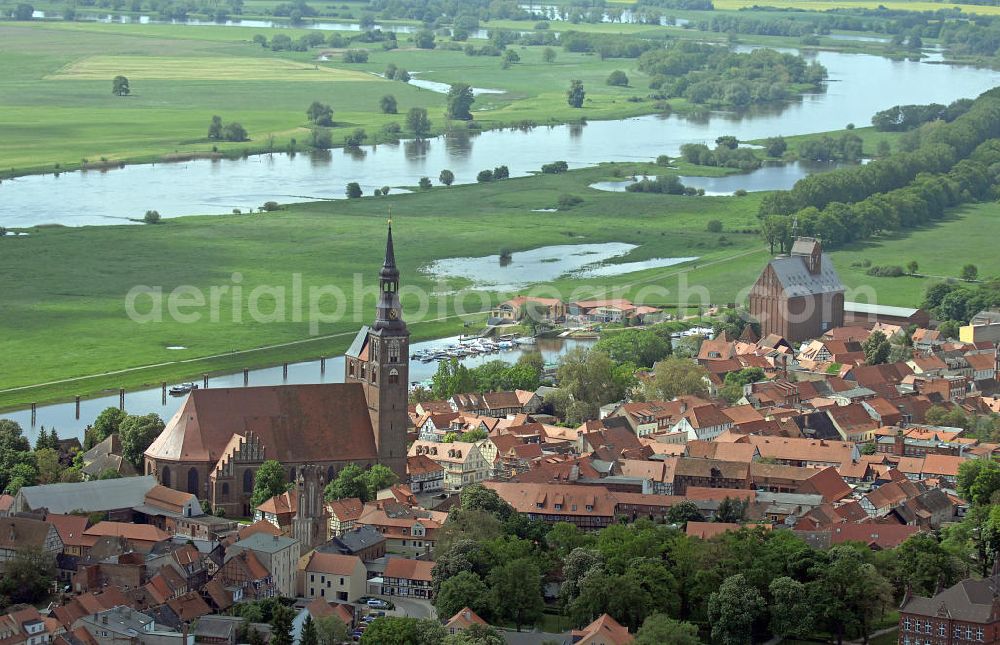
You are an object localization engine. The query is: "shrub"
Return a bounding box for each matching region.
[345,182,362,198]
[477,169,494,182]
[606,70,629,86]
[557,194,583,209]
[143,210,161,224]
[310,128,332,149]
[342,49,369,63]
[866,265,905,277]
[541,161,569,174]
[706,219,723,233]
[439,169,454,186]
[419,177,432,189]
[656,155,671,166]
[261,201,280,212]
[343,128,368,147]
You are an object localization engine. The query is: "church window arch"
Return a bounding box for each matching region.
[187,468,199,494]
[161,466,171,488]
[389,368,399,385]
[388,340,400,363]
[243,469,253,493]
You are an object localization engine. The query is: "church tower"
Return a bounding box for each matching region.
[344,222,409,478]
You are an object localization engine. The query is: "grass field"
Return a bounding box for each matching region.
[0,20,680,176]
[0,162,994,410]
[48,55,380,81]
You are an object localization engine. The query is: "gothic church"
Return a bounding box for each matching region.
[143,224,410,516]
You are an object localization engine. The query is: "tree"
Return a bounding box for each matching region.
[223,122,248,141]
[435,571,491,620]
[431,358,476,399]
[715,497,748,523]
[439,169,455,186]
[324,463,396,502]
[360,617,447,645]
[443,624,505,645]
[92,407,126,444]
[907,260,919,275]
[0,545,55,606]
[567,80,586,108]
[667,501,704,527]
[344,128,368,147]
[407,107,431,137]
[314,615,350,645]
[593,329,671,368]
[269,604,295,645]
[477,169,494,183]
[706,219,723,233]
[765,136,787,157]
[414,30,436,49]
[307,101,334,126]
[208,115,223,139]
[494,165,509,180]
[892,533,961,597]
[250,459,287,508]
[962,264,979,281]
[645,357,709,400]
[346,182,363,198]
[379,94,398,114]
[35,448,61,485]
[419,176,432,189]
[460,483,513,521]
[634,614,701,645]
[112,75,130,96]
[957,459,1000,507]
[606,70,629,86]
[556,348,635,424]
[490,558,544,631]
[300,616,318,645]
[143,210,161,224]
[768,577,813,639]
[862,330,890,365]
[543,47,557,63]
[811,545,893,643]
[707,574,766,645]
[446,84,475,120]
[119,413,165,468]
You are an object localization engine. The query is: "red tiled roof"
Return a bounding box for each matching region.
[305,552,362,577]
[383,557,434,582]
[145,384,377,464]
[572,613,634,645]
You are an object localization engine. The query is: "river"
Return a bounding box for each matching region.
[1,49,996,228]
[2,336,595,443]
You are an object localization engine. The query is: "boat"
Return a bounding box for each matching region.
[514,336,537,346]
[169,383,198,396]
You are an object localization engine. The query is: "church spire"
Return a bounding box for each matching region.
[374,218,405,331]
[381,218,398,280]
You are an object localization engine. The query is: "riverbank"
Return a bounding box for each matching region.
[0,163,764,408]
[0,13,921,182]
[2,163,997,410]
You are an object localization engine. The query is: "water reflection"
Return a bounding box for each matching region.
[2,50,997,227]
[404,139,431,161]
[445,130,475,158]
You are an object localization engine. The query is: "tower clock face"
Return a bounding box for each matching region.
[388,308,398,320]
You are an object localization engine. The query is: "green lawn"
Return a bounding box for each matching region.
[0,163,994,410]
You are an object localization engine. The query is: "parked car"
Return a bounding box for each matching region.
[366,599,391,609]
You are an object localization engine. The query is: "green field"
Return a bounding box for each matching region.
[0,20,678,177]
[0,163,994,410]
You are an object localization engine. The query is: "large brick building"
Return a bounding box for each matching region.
[898,575,1000,645]
[144,225,410,516]
[749,237,845,343]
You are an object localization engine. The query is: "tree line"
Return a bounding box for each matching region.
[427,483,968,644]
[757,88,1000,251]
